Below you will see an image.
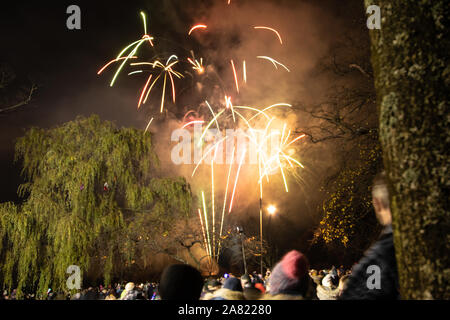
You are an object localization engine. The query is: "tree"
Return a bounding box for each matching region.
[313,137,383,261]
[295,29,384,263]
[0,115,193,298]
[365,0,449,299]
[217,228,270,274]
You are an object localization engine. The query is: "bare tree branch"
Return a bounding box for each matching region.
[349,63,373,78]
[0,83,37,114]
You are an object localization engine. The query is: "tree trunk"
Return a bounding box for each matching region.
[364,0,449,299]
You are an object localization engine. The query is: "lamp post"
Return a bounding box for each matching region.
[237,226,247,275]
[259,197,263,275]
[260,203,277,276]
[267,205,276,267]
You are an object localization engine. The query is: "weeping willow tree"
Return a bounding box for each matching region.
[0,115,192,298]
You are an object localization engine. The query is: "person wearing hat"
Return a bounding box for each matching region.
[263,250,310,300]
[159,264,204,300]
[208,277,245,300]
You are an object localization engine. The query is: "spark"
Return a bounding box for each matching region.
[97,56,137,75]
[243,60,247,83]
[287,134,306,146]
[224,95,236,122]
[197,109,226,147]
[143,74,161,104]
[128,70,143,75]
[183,110,198,122]
[230,59,239,93]
[188,51,205,74]
[182,120,205,129]
[202,191,212,259]
[198,208,209,257]
[142,59,183,112]
[211,147,218,258]
[166,55,178,65]
[140,11,147,34]
[188,24,207,35]
[192,136,228,177]
[256,122,306,188]
[110,40,145,86]
[228,148,246,213]
[137,74,153,108]
[219,146,234,243]
[247,103,292,122]
[254,26,283,45]
[141,34,154,46]
[160,74,167,112]
[233,105,271,120]
[144,117,154,134]
[205,101,220,130]
[257,56,290,72]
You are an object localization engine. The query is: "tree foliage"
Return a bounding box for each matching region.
[313,134,383,256]
[0,115,192,298]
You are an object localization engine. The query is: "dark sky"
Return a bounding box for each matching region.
[0,0,174,201]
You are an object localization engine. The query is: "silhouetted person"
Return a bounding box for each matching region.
[158,264,204,300]
[339,172,399,299]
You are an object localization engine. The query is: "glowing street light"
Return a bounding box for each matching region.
[267,205,277,215]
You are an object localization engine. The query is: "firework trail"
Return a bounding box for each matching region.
[254,26,283,45]
[188,24,207,35]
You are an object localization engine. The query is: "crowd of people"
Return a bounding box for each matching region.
[1,255,350,301]
[1,172,399,300]
[0,251,391,301]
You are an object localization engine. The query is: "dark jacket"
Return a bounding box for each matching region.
[339,225,399,300]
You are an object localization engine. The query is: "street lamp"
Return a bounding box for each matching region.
[267,205,277,215]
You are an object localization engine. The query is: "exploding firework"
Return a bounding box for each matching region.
[98,6,306,263]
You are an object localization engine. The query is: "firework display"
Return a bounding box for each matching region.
[98,5,306,263]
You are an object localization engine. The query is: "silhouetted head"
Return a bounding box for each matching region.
[159,264,204,300]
